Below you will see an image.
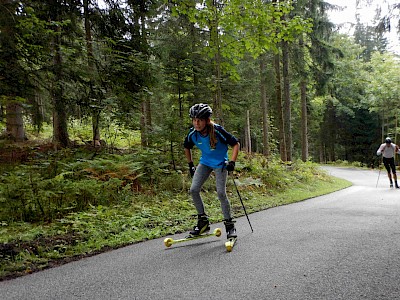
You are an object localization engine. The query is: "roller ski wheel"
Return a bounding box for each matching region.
[163,228,222,248]
[224,219,237,252]
[225,237,237,252]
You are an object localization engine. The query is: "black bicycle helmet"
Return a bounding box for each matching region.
[385,137,392,144]
[189,103,212,119]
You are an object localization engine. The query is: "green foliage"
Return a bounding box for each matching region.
[0,162,132,222]
[366,51,400,122]
[3,0,400,281]
[23,121,142,149]
[0,154,351,279]
[0,148,184,222]
[169,0,312,78]
[236,154,325,190]
[327,159,370,169]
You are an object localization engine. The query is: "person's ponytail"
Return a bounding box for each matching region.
[209,121,217,149]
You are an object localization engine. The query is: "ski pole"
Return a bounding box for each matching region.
[231,176,254,233]
[376,168,381,188]
[376,157,382,188]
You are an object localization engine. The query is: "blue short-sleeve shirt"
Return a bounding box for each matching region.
[184,124,239,169]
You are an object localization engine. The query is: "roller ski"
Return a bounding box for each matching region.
[164,214,222,248]
[164,227,222,247]
[224,219,237,252]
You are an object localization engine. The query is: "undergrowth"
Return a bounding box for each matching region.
[0,150,351,280]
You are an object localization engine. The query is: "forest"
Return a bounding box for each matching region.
[1,0,400,163]
[0,0,400,279]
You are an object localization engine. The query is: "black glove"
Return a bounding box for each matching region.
[188,162,196,177]
[226,161,235,172]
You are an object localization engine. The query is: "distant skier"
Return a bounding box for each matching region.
[376,137,400,188]
[184,103,239,239]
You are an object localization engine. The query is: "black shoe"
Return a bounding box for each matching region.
[390,183,394,188]
[224,219,237,239]
[190,214,210,236]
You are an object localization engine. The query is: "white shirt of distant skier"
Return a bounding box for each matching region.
[376,143,400,158]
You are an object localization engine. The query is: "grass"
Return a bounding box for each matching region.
[0,123,352,280]
[0,170,351,281]
[19,121,142,149]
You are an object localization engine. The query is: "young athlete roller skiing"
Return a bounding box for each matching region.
[376,137,400,188]
[164,103,239,251]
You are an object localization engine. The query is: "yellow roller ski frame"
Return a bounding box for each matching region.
[164,228,222,248]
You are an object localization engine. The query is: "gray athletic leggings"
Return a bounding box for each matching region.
[190,163,232,220]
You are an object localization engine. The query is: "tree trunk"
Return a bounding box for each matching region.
[323,99,336,162]
[260,55,269,157]
[299,36,308,162]
[178,66,183,118]
[6,101,26,142]
[211,0,223,125]
[139,0,152,147]
[245,110,252,153]
[1,0,27,142]
[52,29,70,147]
[140,98,151,147]
[214,47,223,125]
[190,22,199,108]
[274,53,286,161]
[300,79,308,161]
[140,103,147,147]
[319,143,324,163]
[381,110,384,143]
[92,111,101,146]
[394,113,398,145]
[32,88,46,131]
[0,105,4,122]
[84,0,101,147]
[282,40,292,161]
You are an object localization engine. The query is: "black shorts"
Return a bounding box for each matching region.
[383,157,396,174]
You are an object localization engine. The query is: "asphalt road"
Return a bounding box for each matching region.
[1,166,400,300]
